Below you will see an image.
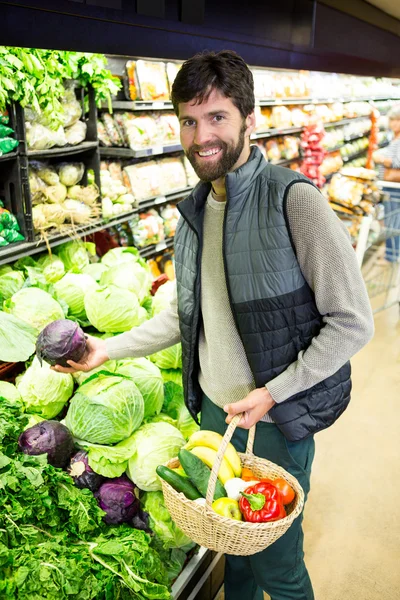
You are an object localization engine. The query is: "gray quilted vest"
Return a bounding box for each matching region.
[175,146,351,441]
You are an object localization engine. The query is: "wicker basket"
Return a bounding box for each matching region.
[161,414,305,556]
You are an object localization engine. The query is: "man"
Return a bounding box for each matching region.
[55,51,374,600]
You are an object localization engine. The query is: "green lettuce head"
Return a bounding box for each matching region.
[142,491,194,550]
[37,254,65,283]
[84,285,143,333]
[162,382,199,440]
[100,261,152,304]
[115,358,164,418]
[126,421,185,491]
[65,372,144,444]
[54,273,99,319]
[4,287,65,334]
[16,357,74,418]
[0,269,25,302]
[101,246,142,268]
[56,240,93,273]
[150,344,182,370]
[0,381,22,404]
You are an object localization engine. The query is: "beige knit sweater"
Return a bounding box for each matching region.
[106,182,374,421]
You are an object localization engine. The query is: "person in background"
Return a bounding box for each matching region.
[54,51,374,600]
[373,104,400,181]
[373,104,400,262]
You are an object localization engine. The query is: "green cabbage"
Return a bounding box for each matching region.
[100,262,152,304]
[16,357,74,418]
[56,240,94,273]
[125,421,185,491]
[160,369,183,386]
[65,372,144,444]
[150,344,182,370]
[37,254,65,283]
[83,263,108,282]
[72,359,117,386]
[0,311,37,363]
[0,269,25,302]
[141,491,194,550]
[101,247,142,268]
[54,273,99,319]
[0,381,22,404]
[84,285,141,333]
[4,287,65,334]
[115,358,164,419]
[151,281,175,316]
[162,382,199,440]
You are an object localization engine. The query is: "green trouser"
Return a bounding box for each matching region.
[200,395,315,600]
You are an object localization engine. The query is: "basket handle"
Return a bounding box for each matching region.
[205,414,256,507]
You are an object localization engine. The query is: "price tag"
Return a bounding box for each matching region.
[155,242,167,252]
[151,145,164,156]
[154,195,167,205]
[152,102,165,110]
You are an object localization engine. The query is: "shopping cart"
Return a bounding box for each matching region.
[359,182,400,314]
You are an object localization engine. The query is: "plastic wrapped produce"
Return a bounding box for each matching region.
[161,204,180,237]
[25,123,67,150]
[97,121,112,146]
[101,113,124,146]
[127,60,170,101]
[122,114,160,149]
[124,160,162,201]
[61,88,82,128]
[30,162,59,186]
[183,156,199,188]
[65,120,87,145]
[131,210,165,247]
[158,157,187,194]
[166,62,181,92]
[157,113,180,144]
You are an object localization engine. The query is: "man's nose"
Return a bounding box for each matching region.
[193,123,212,147]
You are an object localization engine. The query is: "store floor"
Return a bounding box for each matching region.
[215,303,400,600]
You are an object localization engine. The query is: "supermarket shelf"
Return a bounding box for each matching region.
[172,548,210,599]
[0,151,18,162]
[139,236,174,258]
[324,116,370,129]
[109,100,174,111]
[251,126,304,139]
[343,148,368,163]
[138,187,193,211]
[256,96,400,107]
[100,143,182,158]
[270,157,302,167]
[326,134,370,154]
[27,141,99,158]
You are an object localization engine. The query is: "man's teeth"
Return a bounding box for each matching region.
[198,148,221,157]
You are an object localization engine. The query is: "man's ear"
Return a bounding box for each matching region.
[245,111,256,137]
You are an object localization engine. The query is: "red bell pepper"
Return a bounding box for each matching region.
[239,481,285,523]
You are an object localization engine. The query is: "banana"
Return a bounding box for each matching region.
[185,430,242,477]
[189,446,235,485]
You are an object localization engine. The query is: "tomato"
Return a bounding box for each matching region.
[270,478,295,505]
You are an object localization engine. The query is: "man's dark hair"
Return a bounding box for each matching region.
[171,50,255,119]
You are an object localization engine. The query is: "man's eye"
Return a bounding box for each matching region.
[183,120,195,127]
[213,115,224,122]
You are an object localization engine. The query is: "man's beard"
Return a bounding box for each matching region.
[185,124,246,182]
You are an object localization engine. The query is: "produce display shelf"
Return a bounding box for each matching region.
[0,151,18,162]
[251,126,304,139]
[324,116,371,129]
[172,547,210,599]
[100,143,183,158]
[326,134,370,154]
[27,141,99,158]
[342,148,368,163]
[270,156,302,167]
[138,187,193,211]
[110,100,174,111]
[139,236,174,258]
[256,95,399,107]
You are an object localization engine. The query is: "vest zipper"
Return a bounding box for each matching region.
[176,207,203,419]
[222,191,257,384]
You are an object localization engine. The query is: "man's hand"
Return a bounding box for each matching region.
[51,335,109,374]
[224,387,276,429]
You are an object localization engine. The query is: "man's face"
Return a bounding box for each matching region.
[178,88,255,182]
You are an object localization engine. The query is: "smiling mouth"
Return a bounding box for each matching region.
[196,148,222,158]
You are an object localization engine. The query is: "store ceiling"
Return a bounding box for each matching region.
[367,1,400,20]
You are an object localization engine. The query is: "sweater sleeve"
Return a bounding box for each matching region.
[105,282,181,360]
[265,181,374,403]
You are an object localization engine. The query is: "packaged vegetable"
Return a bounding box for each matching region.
[101,113,124,146]
[158,157,187,193]
[25,123,67,150]
[44,182,68,203]
[97,120,112,146]
[124,161,162,201]
[67,184,99,206]
[31,162,59,186]
[135,60,170,101]
[0,124,13,138]
[65,120,87,145]
[0,137,19,155]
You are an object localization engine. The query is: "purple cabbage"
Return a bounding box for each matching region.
[18,420,74,469]
[67,451,105,492]
[36,319,87,367]
[95,476,142,525]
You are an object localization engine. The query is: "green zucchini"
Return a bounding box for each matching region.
[156,465,202,500]
[178,449,227,500]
